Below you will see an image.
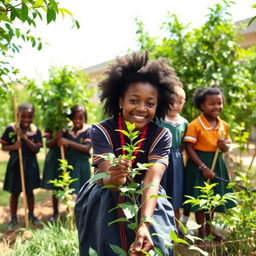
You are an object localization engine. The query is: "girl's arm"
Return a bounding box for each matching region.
[19,131,40,153]
[57,137,91,153]
[46,130,62,148]
[130,163,166,254]
[185,142,214,180]
[2,141,21,151]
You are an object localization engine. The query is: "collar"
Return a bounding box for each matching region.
[198,113,223,131]
[164,114,183,126]
[68,123,90,138]
[10,123,37,136]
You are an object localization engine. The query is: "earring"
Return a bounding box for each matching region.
[119,106,122,109]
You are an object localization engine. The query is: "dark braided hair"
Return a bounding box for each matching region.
[193,86,224,111]
[99,51,183,120]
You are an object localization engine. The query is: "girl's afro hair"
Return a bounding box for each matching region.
[99,51,183,120]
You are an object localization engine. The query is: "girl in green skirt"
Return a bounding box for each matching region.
[183,87,235,243]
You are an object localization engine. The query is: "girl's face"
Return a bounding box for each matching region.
[119,82,158,130]
[200,94,223,119]
[19,110,34,129]
[72,111,85,130]
[168,89,186,117]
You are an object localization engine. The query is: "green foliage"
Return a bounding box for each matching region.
[7,221,79,256]
[215,169,256,241]
[135,0,256,134]
[184,182,236,214]
[0,0,79,96]
[25,66,91,133]
[49,158,75,229]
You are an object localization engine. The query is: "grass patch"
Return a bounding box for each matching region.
[6,221,79,256]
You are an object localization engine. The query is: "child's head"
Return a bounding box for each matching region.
[193,86,224,118]
[168,86,186,117]
[99,52,182,130]
[69,105,87,129]
[18,103,35,129]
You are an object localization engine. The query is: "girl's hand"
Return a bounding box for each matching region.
[108,159,131,186]
[57,137,69,147]
[202,167,215,180]
[130,223,154,255]
[16,128,26,140]
[13,141,22,150]
[217,139,229,152]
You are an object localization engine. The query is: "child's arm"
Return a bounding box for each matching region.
[2,141,21,151]
[18,129,40,153]
[57,137,91,153]
[185,142,215,180]
[46,130,62,148]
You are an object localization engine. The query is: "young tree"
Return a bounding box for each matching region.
[135,0,256,133]
[0,0,79,99]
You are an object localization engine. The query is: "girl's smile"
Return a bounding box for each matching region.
[72,111,85,131]
[119,82,158,130]
[200,94,223,121]
[19,110,34,129]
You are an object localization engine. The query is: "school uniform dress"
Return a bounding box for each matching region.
[183,113,235,212]
[41,129,62,190]
[0,123,42,194]
[156,115,188,210]
[75,117,176,256]
[63,124,91,194]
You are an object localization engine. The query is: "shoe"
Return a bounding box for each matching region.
[8,220,19,231]
[29,215,41,225]
[50,214,59,222]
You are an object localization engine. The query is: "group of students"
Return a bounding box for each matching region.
[0,104,92,230]
[0,52,234,255]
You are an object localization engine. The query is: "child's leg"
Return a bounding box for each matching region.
[10,192,20,220]
[195,210,206,238]
[180,209,190,226]
[206,211,226,241]
[26,191,35,215]
[52,194,59,216]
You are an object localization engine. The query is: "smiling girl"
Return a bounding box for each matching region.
[57,105,91,194]
[183,87,235,243]
[75,52,183,256]
[0,103,42,230]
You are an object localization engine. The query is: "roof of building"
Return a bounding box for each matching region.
[235,17,256,35]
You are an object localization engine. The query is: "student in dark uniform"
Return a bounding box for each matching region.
[57,105,91,194]
[0,103,42,230]
[75,52,183,256]
[41,128,62,220]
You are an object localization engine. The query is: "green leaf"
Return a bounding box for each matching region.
[119,203,138,219]
[89,172,109,183]
[21,3,29,21]
[34,0,44,8]
[88,247,99,256]
[47,7,56,24]
[108,218,128,226]
[109,244,127,256]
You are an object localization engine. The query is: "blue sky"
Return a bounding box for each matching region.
[10,0,256,80]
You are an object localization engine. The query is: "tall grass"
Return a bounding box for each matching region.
[7,221,79,256]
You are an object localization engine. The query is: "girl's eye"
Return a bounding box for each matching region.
[147,102,155,107]
[129,99,138,104]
